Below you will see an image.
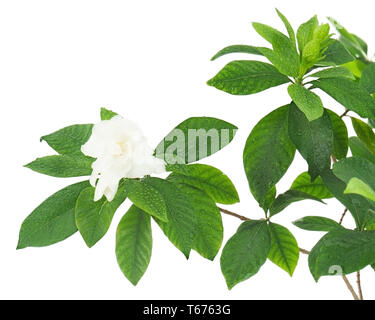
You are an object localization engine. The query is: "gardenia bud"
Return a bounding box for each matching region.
[81,116,166,202]
[302,39,321,63]
[313,23,330,43]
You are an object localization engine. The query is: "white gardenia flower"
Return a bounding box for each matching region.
[81,115,166,202]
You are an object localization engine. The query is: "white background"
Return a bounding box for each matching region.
[0,0,374,300]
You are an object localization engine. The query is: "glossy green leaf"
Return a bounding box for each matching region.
[351,117,375,154]
[321,169,375,230]
[25,155,94,178]
[297,15,318,53]
[293,216,344,232]
[145,177,197,258]
[288,84,324,121]
[308,67,355,80]
[244,105,296,209]
[328,18,368,61]
[100,107,118,120]
[318,40,355,66]
[291,172,333,199]
[333,157,375,194]
[166,164,239,204]
[220,220,270,289]
[175,184,223,261]
[360,63,375,94]
[252,23,300,77]
[116,206,152,286]
[263,186,277,213]
[269,190,324,217]
[75,185,127,248]
[344,178,375,202]
[155,117,237,165]
[207,60,290,95]
[276,9,296,49]
[17,181,90,249]
[268,223,299,276]
[342,60,367,78]
[40,124,93,155]
[210,45,263,61]
[349,137,375,165]
[327,109,348,160]
[123,179,168,222]
[309,229,375,281]
[288,104,333,180]
[311,78,375,119]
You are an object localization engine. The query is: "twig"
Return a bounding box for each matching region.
[339,209,348,225]
[343,275,360,300]
[340,109,350,118]
[299,248,310,255]
[357,271,364,300]
[217,207,251,222]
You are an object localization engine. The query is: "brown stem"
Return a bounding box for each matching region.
[299,248,310,255]
[343,275,360,300]
[357,271,364,300]
[339,209,348,225]
[340,109,350,118]
[217,207,251,222]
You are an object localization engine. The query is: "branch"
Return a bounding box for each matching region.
[218,207,252,221]
[343,275,360,301]
[339,209,348,225]
[357,271,364,300]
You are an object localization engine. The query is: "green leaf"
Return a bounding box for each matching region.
[174,183,223,261]
[166,164,239,205]
[40,124,93,155]
[115,205,152,286]
[349,137,375,165]
[243,105,296,209]
[25,155,94,178]
[100,107,118,120]
[327,109,348,160]
[144,177,197,258]
[293,216,344,232]
[351,117,375,154]
[287,84,324,121]
[220,220,270,289]
[291,172,333,199]
[155,117,237,165]
[123,179,168,222]
[309,229,375,281]
[311,78,375,119]
[297,15,318,53]
[342,60,367,78]
[318,40,355,66]
[334,158,375,210]
[344,178,375,202]
[269,190,324,217]
[321,169,375,230]
[210,45,263,61]
[308,67,355,80]
[17,181,90,249]
[207,60,290,95]
[252,23,300,77]
[268,223,299,276]
[328,18,368,61]
[75,185,127,248]
[360,63,375,94]
[288,104,333,180]
[276,9,296,49]
[263,186,277,213]
[333,157,375,195]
